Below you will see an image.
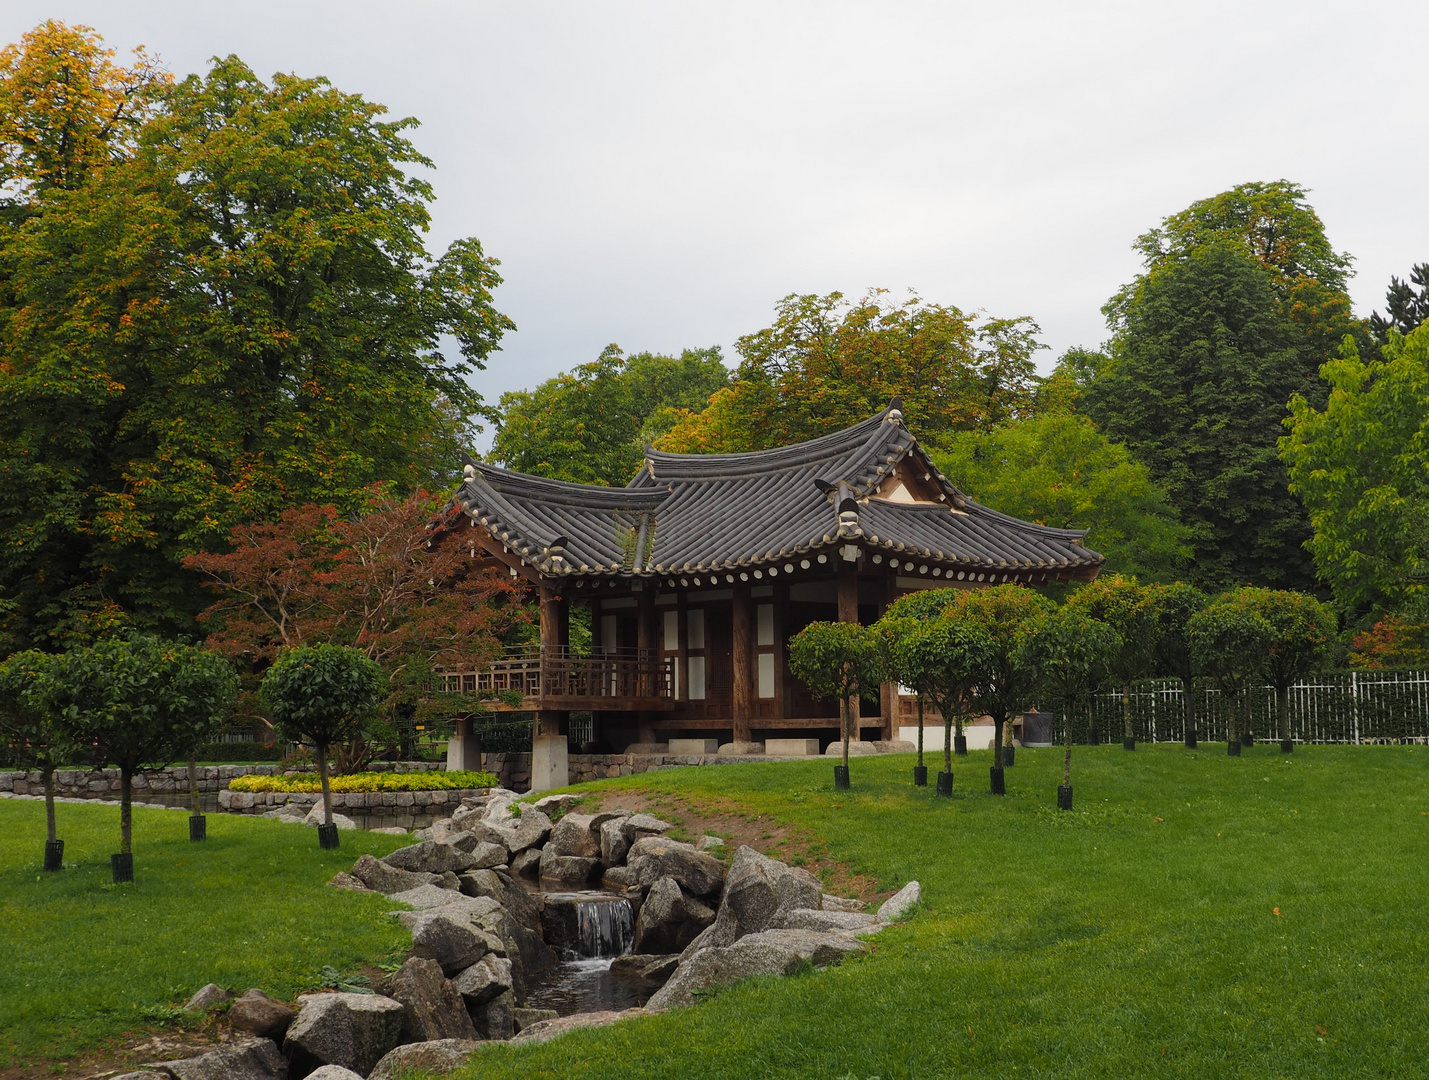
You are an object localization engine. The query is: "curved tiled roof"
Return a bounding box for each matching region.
[453,404,1103,580]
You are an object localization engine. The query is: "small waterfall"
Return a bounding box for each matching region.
[575,897,634,959]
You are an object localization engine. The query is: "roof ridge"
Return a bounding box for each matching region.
[471,462,668,508]
[637,406,900,479]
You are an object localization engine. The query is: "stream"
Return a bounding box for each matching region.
[523,887,655,1015]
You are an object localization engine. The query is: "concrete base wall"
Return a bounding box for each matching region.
[531,735,569,793]
[446,734,484,772]
[898,725,997,751]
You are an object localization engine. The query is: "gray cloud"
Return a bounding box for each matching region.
[5,1,1424,450]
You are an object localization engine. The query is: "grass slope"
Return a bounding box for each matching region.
[457,745,1428,1080]
[0,801,411,1066]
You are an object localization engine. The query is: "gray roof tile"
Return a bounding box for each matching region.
[454,405,1103,578]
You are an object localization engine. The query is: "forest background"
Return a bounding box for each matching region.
[2,21,1427,692]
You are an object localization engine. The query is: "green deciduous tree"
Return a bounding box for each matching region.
[1088,181,1368,592]
[934,414,1191,583]
[1143,582,1210,746]
[1188,596,1272,749]
[1017,605,1120,805]
[1065,576,1155,748]
[0,21,169,197]
[1234,588,1337,752]
[0,649,75,852]
[490,345,728,485]
[1281,326,1429,624]
[259,644,383,828]
[0,27,513,652]
[885,612,994,783]
[1083,242,1320,590]
[943,584,1054,787]
[1115,180,1352,300]
[1033,347,1108,414]
[787,620,885,779]
[60,636,236,856]
[658,290,1042,454]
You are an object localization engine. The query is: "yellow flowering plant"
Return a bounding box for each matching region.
[228,769,496,794]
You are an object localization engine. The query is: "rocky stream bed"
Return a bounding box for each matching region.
[118,789,919,1080]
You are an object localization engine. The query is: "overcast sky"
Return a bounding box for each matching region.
[5,2,1426,448]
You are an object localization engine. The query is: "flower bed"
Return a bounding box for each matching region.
[227,769,496,794]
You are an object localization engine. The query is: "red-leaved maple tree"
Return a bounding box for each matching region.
[184,488,526,762]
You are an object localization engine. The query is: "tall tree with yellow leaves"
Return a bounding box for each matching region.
[0,24,514,652]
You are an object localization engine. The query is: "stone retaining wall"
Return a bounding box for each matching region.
[0,761,443,800]
[483,751,771,791]
[218,785,487,819]
[1,752,777,805]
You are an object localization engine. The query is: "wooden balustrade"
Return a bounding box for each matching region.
[438,647,675,710]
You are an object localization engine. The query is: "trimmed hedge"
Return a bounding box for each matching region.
[199,741,282,762]
[228,769,496,794]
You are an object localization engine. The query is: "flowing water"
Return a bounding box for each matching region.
[525,889,654,1015]
[573,894,635,958]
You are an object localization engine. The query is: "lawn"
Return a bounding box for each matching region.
[452,744,1429,1080]
[0,800,412,1067]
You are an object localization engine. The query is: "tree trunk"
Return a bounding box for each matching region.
[834,700,845,777]
[1183,676,1198,745]
[943,711,953,775]
[1226,689,1238,745]
[317,741,334,827]
[120,765,133,855]
[1063,701,1075,787]
[916,695,925,769]
[43,761,57,844]
[188,755,200,815]
[1278,684,1292,750]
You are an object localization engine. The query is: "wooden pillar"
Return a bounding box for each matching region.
[536,585,568,738]
[879,569,895,740]
[837,557,862,740]
[732,581,753,743]
[776,582,790,721]
[636,587,657,743]
[539,587,567,649]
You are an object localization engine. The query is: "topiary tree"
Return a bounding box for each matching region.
[877,588,960,779]
[0,650,78,868]
[1234,588,1337,753]
[943,584,1054,793]
[1066,575,1155,749]
[890,615,996,795]
[170,652,241,837]
[1187,596,1273,755]
[62,637,238,872]
[788,621,886,787]
[1017,606,1121,810]
[1144,582,1210,747]
[260,644,383,834]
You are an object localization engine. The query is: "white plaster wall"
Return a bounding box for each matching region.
[898,724,996,751]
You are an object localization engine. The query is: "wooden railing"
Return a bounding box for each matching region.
[438,647,674,705]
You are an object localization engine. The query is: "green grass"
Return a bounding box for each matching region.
[455,744,1429,1079]
[0,800,413,1066]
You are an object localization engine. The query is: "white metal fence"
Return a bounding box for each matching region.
[1069,670,1429,745]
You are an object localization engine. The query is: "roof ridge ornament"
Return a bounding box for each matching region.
[886,396,904,425]
[543,536,569,571]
